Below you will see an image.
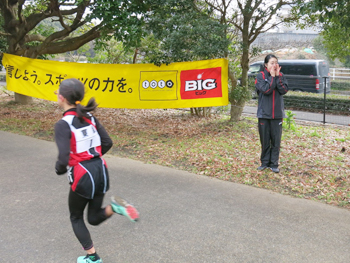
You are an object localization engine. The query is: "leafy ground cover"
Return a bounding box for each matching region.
[1,90,349,209]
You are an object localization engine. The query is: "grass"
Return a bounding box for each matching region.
[1,90,350,209]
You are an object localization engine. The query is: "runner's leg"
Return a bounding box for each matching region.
[68,189,94,250]
[87,192,111,226]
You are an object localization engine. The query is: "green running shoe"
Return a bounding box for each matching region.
[111,196,139,222]
[77,255,103,263]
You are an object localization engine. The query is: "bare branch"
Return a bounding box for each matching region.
[251,7,281,38]
[205,0,224,15]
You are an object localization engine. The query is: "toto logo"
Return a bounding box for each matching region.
[142,79,174,89]
[180,67,222,100]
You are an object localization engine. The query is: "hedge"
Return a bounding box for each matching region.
[284,94,350,115]
[331,80,350,91]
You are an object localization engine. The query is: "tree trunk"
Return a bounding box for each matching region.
[15,93,33,104]
[240,45,250,88]
[230,101,245,122]
[228,68,245,121]
[133,48,138,64]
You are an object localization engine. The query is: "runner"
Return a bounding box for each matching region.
[54,78,139,263]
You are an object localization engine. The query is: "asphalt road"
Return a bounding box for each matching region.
[1,131,350,263]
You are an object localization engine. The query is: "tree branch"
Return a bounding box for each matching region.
[17,0,25,23]
[24,34,46,43]
[23,4,80,37]
[0,31,11,37]
[57,9,71,31]
[205,0,224,16]
[38,25,101,55]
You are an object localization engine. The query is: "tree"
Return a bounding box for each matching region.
[142,1,229,65]
[1,0,229,106]
[136,0,230,116]
[89,38,135,64]
[202,0,297,121]
[0,13,7,70]
[0,0,149,103]
[1,1,98,58]
[296,0,350,62]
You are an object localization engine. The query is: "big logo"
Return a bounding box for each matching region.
[180,67,222,100]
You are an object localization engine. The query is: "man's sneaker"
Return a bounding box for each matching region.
[77,255,103,263]
[111,196,139,222]
[270,167,280,173]
[257,165,268,171]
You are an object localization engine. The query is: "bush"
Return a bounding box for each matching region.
[284,93,350,115]
[229,84,252,105]
[331,80,350,91]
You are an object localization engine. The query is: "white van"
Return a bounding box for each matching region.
[249,59,331,93]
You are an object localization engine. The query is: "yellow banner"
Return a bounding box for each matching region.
[2,53,228,109]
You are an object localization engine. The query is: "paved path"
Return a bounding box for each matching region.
[1,131,350,263]
[243,106,350,126]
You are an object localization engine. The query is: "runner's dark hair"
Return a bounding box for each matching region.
[59,78,98,120]
[259,54,278,71]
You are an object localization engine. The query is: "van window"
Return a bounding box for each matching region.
[319,61,329,77]
[249,64,261,73]
[281,64,317,76]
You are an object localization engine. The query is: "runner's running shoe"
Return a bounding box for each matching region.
[111,196,139,222]
[77,255,103,263]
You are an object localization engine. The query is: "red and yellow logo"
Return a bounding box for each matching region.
[180,67,222,100]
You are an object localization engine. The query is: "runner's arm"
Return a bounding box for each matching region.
[95,118,113,155]
[54,120,71,175]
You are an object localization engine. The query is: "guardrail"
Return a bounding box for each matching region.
[330,68,350,80]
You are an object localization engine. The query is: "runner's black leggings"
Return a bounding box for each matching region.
[69,189,110,250]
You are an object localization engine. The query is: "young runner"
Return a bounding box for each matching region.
[255,54,289,173]
[54,78,139,263]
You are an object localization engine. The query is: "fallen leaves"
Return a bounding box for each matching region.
[1,93,350,209]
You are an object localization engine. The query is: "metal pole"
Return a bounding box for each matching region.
[323,77,327,124]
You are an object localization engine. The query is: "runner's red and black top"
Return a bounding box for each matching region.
[54,109,113,198]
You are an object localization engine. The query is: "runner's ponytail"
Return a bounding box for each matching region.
[59,78,98,120]
[76,97,98,120]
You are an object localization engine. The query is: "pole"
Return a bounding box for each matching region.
[323,77,327,124]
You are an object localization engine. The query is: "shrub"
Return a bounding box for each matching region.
[284,94,350,115]
[330,80,350,91]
